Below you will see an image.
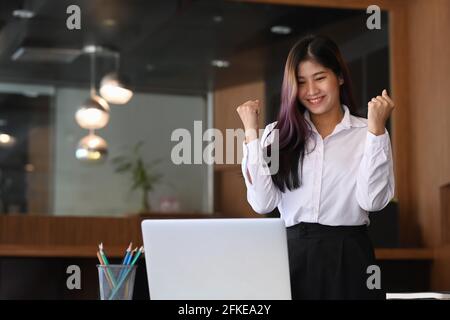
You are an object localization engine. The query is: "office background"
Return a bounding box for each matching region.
[0,0,449,298]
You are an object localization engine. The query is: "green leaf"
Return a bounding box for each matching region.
[112,141,163,200]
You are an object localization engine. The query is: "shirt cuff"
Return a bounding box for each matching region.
[366,129,389,149]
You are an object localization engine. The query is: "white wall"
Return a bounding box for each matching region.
[53,87,208,216]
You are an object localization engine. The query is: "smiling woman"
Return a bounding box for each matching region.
[0,3,388,229]
[2,0,447,301]
[237,34,395,299]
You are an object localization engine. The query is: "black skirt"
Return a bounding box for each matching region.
[286,222,385,300]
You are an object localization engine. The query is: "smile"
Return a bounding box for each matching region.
[307,96,325,105]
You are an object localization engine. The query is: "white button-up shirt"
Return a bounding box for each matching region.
[241,104,395,227]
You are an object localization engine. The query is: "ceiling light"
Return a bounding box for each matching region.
[75,47,110,129]
[211,60,230,68]
[75,133,108,163]
[0,133,16,147]
[100,72,133,104]
[75,95,110,129]
[99,51,133,104]
[270,25,292,35]
[12,9,35,19]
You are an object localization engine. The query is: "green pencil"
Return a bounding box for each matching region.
[130,246,144,265]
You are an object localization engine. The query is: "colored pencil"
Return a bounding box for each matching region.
[99,243,111,265]
[122,242,132,265]
[130,246,144,265]
[118,243,133,284]
[98,243,118,287]
[126,247,137,265]
[108,246,144,300]
[97,251,114,289]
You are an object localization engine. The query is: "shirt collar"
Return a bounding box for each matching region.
[304,104,364,135]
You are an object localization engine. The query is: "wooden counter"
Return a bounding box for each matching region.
[0,213,211,247]
[0,214,435,260]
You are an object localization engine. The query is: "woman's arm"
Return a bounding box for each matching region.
[356,129,395,212]
[356,89,396,211]
[241,123,282,214]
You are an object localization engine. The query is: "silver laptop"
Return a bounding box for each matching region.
[141,218,291,300]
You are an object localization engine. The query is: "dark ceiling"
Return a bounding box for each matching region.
[0,0,363,95]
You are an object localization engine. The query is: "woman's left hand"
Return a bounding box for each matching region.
[367,89,395,136]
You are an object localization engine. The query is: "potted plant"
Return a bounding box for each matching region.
[112,141,163,213]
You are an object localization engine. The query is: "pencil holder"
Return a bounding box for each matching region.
[97,264,137,300]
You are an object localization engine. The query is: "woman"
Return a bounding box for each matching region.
[236,34,395,300]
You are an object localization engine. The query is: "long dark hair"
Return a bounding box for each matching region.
[267,34,358,192]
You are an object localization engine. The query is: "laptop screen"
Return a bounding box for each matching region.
[141,218,291,300]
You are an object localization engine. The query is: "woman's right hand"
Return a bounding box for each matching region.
[236,100,260,142]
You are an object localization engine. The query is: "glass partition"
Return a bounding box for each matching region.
[0,1,389,216]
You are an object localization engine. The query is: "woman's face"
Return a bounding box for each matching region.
[297,59,343,116]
